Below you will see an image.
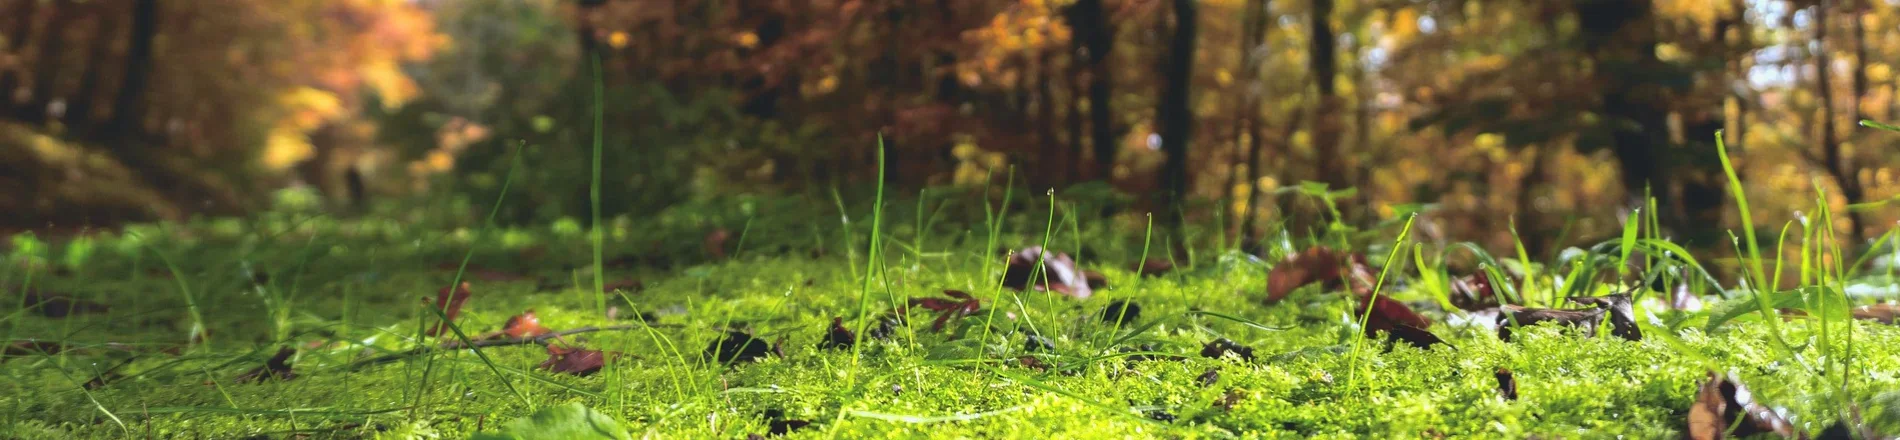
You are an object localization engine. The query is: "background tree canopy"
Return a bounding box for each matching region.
[3,0,1899,255]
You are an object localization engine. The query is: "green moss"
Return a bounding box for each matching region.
[3,201,1896,439]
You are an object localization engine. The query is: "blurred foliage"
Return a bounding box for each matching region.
[2,0,1900,256]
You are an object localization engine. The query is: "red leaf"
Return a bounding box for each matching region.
[499,310,552,338]
[1001,247,1093,299]
[1357,295,1447,349]
[1688,371,1802,440]
[539,344,607,376]
[425,282,474,336]
[907,290,982,333]
[1450,273,1498,310]
[4,340,62,360]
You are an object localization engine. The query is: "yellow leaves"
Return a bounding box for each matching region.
[735,32,759,49]
[1656,43,1684,62]
[1391,8,1420,37]
[951,137,1006,186]
[1871,63,1892,83]
[360,60,420,109]
[609,31,630,49]
[279,87,344,130]
[1216,69,1234,86]
[263,124,315,171]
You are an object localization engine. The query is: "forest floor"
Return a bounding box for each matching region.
[4,189,1900,439]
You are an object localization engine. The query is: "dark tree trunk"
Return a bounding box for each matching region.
[69,5,121,131]
[23,0,79,123]
[0,0,41,113]
[1237,0,1272,242]
[1158,0,1197,228]
[1308,0,1346,193]
[1067,59,1086,183]
[1580,0,1681,236]
[1035,52,1061,187]
[1069,0,1117,180]
[107,0,156,140]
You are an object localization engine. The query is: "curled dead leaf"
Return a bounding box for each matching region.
[1568,294,1641,341]
[1496,368,1517,401]
[1002,247,1093,299]
[1852,304,1897,324]
[1496,305,1604,342]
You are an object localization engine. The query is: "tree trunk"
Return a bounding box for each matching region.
[1308,0,1345,190]
[1035,51,1061,187]
[1580,0,1678,236]
[0,0,41,113]
[1815,0,1867,244]
[1237,0,1272,242]
[1158,0,1197,229]
[107,0,156,140]
[1070,0,1117,181]
[69,5,120,131]
[23,0,79,123]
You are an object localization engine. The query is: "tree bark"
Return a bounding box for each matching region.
[1308,0,1345,190]
[1237,0,1272,242]
[1158,0,1197,228]
[1070,0,1117,181]
[107,0,156,140]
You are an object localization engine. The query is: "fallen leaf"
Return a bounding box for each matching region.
[236,347,297,383]
[1265,247,1377,303]
[1197,368,1221,387]
[1146,409,1177,422]
[1083,270,1108,290]
[1496,368,1517,400]
[1356,295,1449,350]
[425,282,474,337]
[818,317,855,350]
[1101,300,1142,326]
[705,228,732,259]
[539,344,607,376]
[909,290,981,333]
[1852,304,1898,324]
[1017,355,1048,371]
[496,310,553,339]
[1450,273,1498,310]
[1496,305,1605,342]
[1001,247,1093,299]
[1688,371,1804,440]
[18,290,110,318]
[1200,338,1255,362]
[1568,294,1642,341]
[1131,259,1173,276]
[704,330,771,364]
[762,409,811,436]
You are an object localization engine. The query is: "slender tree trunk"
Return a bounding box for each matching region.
[1067,58,1086,183]
[1581,0,1677,237]
[23,0,79,123]
[70,5,121,131]
[1308,0,1345,191]
[0,0,41,113]
[1814,0,1867,244]
[1070,0,1117,181]
[1514,147,1550,257]
[1035,51,1061,187]
[1237,0,1272,242]
[107,0,156,140]
[1158,0,1197,228]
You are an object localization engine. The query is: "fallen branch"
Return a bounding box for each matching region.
[346,324,671,370]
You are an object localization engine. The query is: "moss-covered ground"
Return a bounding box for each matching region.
[4,192,1899,439]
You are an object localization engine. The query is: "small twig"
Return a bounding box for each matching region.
[346,324,671,370]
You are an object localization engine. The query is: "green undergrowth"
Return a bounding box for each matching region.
[4,190,1900,439]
